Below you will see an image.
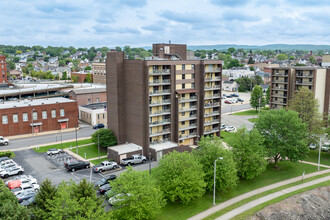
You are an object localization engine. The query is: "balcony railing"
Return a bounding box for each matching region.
[150,128,171,137]
[149,79,171,85]
[271,94,287,98]
[295,74,313,78]
[179,97,198,103]
[204,102,220,108]
[149,119,171,127]
[149,89,171,96]
[271,100,287,105]
[179,105,197,112]
[179,123,197,131]
[179,114,197,122]
[205,68,221,73]
[149,109,171,116]
[272,80,288,84]
[179,132,197,140]
[204,119,220,126]
[204,126,220,134]
[272,87,287,91]
[205,76,221,82]
[149,99,171,106]
[204,94,220,99]
[205,85,221,90]
[204,110,220,116]
[295,81,313,86]
[149,69,170,75]
[150,138,170,145]
[274,72,288,76]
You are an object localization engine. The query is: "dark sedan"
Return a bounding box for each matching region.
[94,175,117,188]
[98,183,111,195]
[93,123,105,129]
[17,191,36,203]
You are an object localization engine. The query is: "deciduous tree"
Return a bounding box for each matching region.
[153,151,206,204]
[255,109,309,168]
[109,167,165,219]
[194,136,238,192]
[276,53,288,60]
[250,85,266,111]
[231,127,267,179]
[92,128,117,148]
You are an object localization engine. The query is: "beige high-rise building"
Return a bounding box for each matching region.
[92,62,106,84]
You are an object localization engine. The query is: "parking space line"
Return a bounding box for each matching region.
[71,173,81,181]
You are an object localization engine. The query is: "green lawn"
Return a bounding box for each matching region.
[220,131,236,146]
[34,139,94,153]
[71,144,107,159]
[155,161,327,220]
[304,150,330,166]
[248,117,259,123]
[89,158,109,165]
[231,109,262,116]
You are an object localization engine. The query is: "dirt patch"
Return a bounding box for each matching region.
[249,186,330,220]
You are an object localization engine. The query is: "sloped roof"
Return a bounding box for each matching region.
[70,88,106,95]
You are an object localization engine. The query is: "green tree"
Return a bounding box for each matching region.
[288,87,323,142]
[115,46,122,52]
[194,136,238,192]
[255,109,309,168]
[85,66,91,71]
[7,60,15,70]
[0,180,30,219]
[13,56,20,63]
[32,178,57,219]
[249,66,255,71]
[61,71,67,80]
[248,57,254,64]
[72,75,78,83]
[250,85,266,111]
[154,151,206,204]
[276,53,288,60]
[231,127,267,179]
[228,47,236,54]
[227,59,241,69]
[91,129,117,148]
[289,56,295,60]
[109,167,165,219]
[59,60,65,67]
[266,86,270,104]
[309,56,316,64]
[84,73,92,83]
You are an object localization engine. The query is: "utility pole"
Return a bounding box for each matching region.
[60,132,63,149]
[98,133,100,164]
[75,125,78,154]
[149,152,151,175]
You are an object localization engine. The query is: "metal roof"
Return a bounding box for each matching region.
[70,88,106,95]
[0,97,76,109]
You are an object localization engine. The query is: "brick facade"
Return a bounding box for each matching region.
[69,89,107,106]
[0,55,8,83]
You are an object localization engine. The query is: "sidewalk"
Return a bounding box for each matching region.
[188,169,330,220]
[7,127,79,140]
[216,175,330,219]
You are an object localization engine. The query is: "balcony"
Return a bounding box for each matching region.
[179,123,197,131]
[271,87,287,91]
[149,119,171,127]
[204,102,220,108]
[271,100,287,105]
[204,119,220,126]
[179,132,197,140]
[149,89,171,96]
[295,74,313,78]
[149,99,171,107]
[149,109,171,117]
[205,76,221,82]
[149,69,171,75]
[150,128,171,137]
[271,94,287,98]
[272,80,288,84]
[295,81,313,86]
[150,138,170,145]
[204,127,220,135]
[179,97,198,103]
[205,68,221,73]
[205,85,221,91]
[204,110,220,117]
[204,93,220,100]
[149,79,171,86]
[179,105,197,112]
[179,114,197,122]
[273,72,288,77]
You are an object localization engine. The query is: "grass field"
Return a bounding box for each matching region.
[220,131,237,146]
[70,144,107,159]
[89,158,109,165]
[155,161,326,220]
[34,138,94,153]
[248,117,259,123]
[304,150,330,166]
[231,109,262,116]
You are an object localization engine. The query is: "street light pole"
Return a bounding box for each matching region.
[318,137,322,171]
[98,133,100,164]
[31,109,35,134]
[75,125,78,154]
[149,152,151,175]
[60,132,63,149]
[213,157,223,206]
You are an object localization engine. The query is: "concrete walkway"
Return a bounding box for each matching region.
[299,160,330,169]
[188,169,330,220]
[216,175,330,220]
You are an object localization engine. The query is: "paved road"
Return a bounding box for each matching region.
[221,114,254,131]
[222,103,251,114]
[2,125,95,151]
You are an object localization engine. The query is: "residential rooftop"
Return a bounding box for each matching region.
[0,97,76,109]
[81,102,106,110]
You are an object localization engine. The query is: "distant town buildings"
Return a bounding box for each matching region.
[69,87,106,106]
[92,62,106,84]
[0,55,8,84]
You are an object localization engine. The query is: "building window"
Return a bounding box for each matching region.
[13,114,18,123]
[98,114,100,119]
[2,115,8,124]
[182,94,185,98]
[182,84,185,89]
[88,98,91,104]
[181,121,185,125]
[103,114,105,119]
[191,64,195,70]
[182,112,185,116]
[182,64,185,70]
[42,111,47,119]
[23,113,28,121]
[182,74,185,79]
[33,112,38,120]
[51,110,56,118]
[60,109,65,117]
[97,97,99,102]
[182,103,185,107]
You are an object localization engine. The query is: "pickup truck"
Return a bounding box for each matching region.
[93,161,119,173]
[65,160,90,172]
[121,154,147,166]
[47,148,63,156]
[0,136,9,145]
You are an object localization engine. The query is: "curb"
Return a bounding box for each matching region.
[7,127,80,140]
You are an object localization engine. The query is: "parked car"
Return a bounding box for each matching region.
[224,100,233,104]
[0,163,18,171]
[231,94,239,97]
[93,123,105,129]
[20,195,36,206]
[221,124,226,130]
[94,175,117,188]
[11,183,37,196]
[120,155,147,166]
[321,143,330,152]
[7,177,38,190]
[0,166,24,178]
[225,126,237,132]
[108,193,132,205]
[16,190,37,203]
[309,143,317,150]
[47,148,63,156]
[98,183,111,195]
[93,161,119,173]
[65,160,90,172]
[0,156,9,162]
[0,136,9,145]
[5,175,37,186]
[0,159,16,166]
[237,98,244,102]
[225,94,233,98]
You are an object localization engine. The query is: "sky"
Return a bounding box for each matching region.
[1,0,330,48]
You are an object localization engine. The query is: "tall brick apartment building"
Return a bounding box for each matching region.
[106,43,222,155]
[92,62,106,84]
[270,67,330,117]
[0,97,78,136]
[0,55,8,84]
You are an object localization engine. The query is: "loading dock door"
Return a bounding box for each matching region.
[60,122,67,129]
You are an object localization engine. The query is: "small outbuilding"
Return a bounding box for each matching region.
[107,143,143,164]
